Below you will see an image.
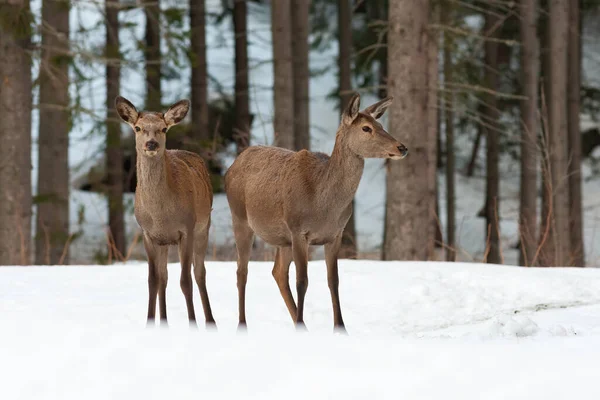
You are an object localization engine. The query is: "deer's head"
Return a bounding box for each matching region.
[115,96,190,158]
[340,93,408,160]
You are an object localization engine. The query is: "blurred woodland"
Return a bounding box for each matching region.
[0,0,599,266]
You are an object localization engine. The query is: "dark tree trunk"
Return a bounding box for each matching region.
[271,0,294,149]
[539,0,570,266]
[384,0,432,260]
[36,0,70,265]
[427,3,440,259]
[233,0,251,153]
[539,0,552,266]
[466,114,483,177]
[568,0,584,266]
[483,8,501,264]
[338,0,357,259]
[0,0,33,265]
[145,0,161,111]
[519,0,540,267]
[443,15,456,262]
[190,0,210,142]
[106,0,125,259]
[292,0,310,151]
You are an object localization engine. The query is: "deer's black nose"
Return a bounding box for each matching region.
[398,144,408,156]
[146,140,159,151]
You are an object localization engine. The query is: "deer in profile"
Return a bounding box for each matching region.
[115,96,216,327]
[225,93,408,332]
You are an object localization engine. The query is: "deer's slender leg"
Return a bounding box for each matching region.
[156,244,169,326]
[144,234,159,325]
[272,246,297,322]
[233,217,254,328]
[144,234,168,325]
[325,234,346,332]
[193,222,216,326]
[291,235,309,329]
[179,231,197,324]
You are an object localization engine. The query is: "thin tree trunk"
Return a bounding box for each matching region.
[271,0,294,149]
[384,0,431,261]
[568,0,584,266]
[0,0,33,265]
[443,14,456,262]
[291,0,310,151]
[338,0,357,259]
[466,114,483,177]
[106,0,125,259]
[233,0,251,153]
[427,3,440,259]
[484,8,501,264]
[145,0,161,111]
[190,0,210,141]
[543,0,571,266]
[36,0,70,265]
[539,0,553,266]
[519,0,540,267]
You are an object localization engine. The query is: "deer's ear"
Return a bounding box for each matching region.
[115,96,139,126]
[164,99,190,128]
[342,93,361,126]
[363,96,393,120]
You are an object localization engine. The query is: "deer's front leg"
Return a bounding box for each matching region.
[291,234,309,330]
[324,233,346,332]
[144,234,167,325]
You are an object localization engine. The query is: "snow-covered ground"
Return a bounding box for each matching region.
[3,261,600,399]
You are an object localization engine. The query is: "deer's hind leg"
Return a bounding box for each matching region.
[193,222,216,326]
[272,246,296,322]
[179,231,197,324]
[232,216,254,328]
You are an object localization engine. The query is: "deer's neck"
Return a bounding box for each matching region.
[136,151,172,198]
[321,132,365,206]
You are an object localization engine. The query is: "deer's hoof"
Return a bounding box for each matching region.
[333,325,348,336]
[206,320,218,331]
[295,321,308,333]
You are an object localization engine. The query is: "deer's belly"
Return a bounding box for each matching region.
[248,219,292,246]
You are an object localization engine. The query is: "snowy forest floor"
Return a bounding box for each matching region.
[2,260,600,399]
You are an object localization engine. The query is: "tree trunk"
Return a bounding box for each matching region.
[291,0,310,151]
[338,0,357,259]
[568,0,584,266]
[443,14,456,262]
[538,0,552,266]
[540,0,571,266]
[484,8,501,264]
[466,113,483,177]
[233,0,251,153]
[427,3,440,259]
[145,0,161,111]
[384,0,432,261]
[36,0,70,265]
[519,0,540,267]
[106,0,125,259]
[0,0,33,265]
[190,0,209,142]
[271,0,294,149]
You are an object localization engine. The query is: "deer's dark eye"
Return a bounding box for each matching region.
[162,128,167,133]
[362,126,372,133]
[135,126,141,132]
